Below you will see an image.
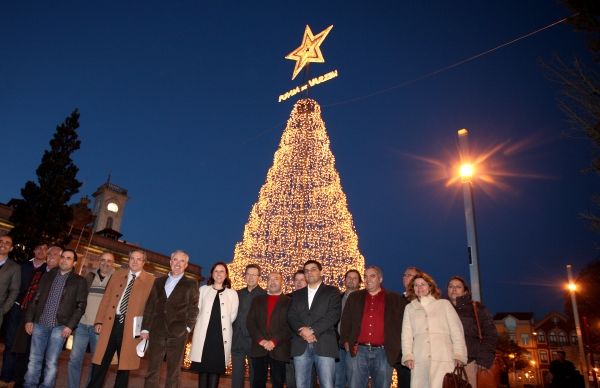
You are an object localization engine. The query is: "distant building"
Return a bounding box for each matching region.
[533,311,583,384]
[0,179,204,283]
[494,312,540,387]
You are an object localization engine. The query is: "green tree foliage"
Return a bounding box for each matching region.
[8,110,82,261]
[496,332,529,371]
[564,259,600,354]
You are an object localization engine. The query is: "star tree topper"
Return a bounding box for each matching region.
[285,25,333,80]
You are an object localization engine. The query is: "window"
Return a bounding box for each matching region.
[106,216,113,229]
[552,317,559,326]
[559,332,567,346]
[537,331,546,343]
[549,332,558,346]
[551,351,558,361]
[508,333,517,342]
[540,350,549,363]
[521,333,530,345]
[571,331,578,344]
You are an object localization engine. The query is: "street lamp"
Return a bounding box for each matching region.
[458,129,482,302]
[567,264,590,388]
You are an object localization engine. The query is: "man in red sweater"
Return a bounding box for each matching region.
[246,272,293,388]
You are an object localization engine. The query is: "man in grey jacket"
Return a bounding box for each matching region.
[0,235,21,328]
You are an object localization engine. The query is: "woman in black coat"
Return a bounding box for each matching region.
[446,276,498,388]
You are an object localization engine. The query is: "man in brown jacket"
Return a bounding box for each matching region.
[87,249,155,388]
[247,272,293,388]
[339,266,406,388]
[140,250,200,388]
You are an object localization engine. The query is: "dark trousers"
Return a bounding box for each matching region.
[395,362,411,388]
[252,355,286,388]
[144,332,188,388]
[87,319,130,388]
[14,335,36,388]
[0,304,22,382]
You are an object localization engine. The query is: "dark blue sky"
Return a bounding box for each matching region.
[1,1,597,318]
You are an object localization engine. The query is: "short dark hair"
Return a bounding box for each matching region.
[208,261,232,288]
[344,269,363,284]
[293,270,305,281]
[557,350,566,355]
[62,248,78,262]
[34,242,48,250]
[303,260,322,271]
[129,249,147,261]
[245,264,261,275]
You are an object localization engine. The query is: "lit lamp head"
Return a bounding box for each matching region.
[568,283,576,291]
[460,164,473,183]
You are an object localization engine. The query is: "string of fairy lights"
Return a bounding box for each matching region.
[229,98,365,292]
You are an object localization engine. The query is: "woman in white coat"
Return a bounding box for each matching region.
[401,273,468,388]
[189,261,239,388]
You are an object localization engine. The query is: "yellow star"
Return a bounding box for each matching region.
[285,25,333,80]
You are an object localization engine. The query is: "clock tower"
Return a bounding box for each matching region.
[91,178,130,238]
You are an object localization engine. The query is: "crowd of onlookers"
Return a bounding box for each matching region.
[0,234,577,388]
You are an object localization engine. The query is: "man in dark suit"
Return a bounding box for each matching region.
[140,250,200,388]
[287,260,341,388]
[247,272,293,388]
[340,266,406,388]
[0,235,21,328]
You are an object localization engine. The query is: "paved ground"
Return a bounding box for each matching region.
[0,343,245,388]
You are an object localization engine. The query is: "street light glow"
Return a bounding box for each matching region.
[569,283,576,291]
[460,164,473,178]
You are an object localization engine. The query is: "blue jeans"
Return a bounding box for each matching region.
[345,345,393,388]
[293,344,335,388]
[24,323,67,388]
[68,322,99,388]
[335,348,347,388]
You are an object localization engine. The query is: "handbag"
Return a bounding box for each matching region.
[442,365,472,388]
[473,302,501,388]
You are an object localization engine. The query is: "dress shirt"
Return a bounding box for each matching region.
[116,270,141,315]
[0,256,7,267]
[307,282,321,309]
[165,272,183,298]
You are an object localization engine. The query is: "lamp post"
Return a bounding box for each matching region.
[567,264,590,388]
[458,128,482,302]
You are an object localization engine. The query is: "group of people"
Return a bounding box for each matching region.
[0,232,501,388]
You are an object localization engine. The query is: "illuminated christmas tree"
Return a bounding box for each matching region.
[230,98,365,292]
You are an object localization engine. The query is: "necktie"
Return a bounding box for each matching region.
[119,274,136,323]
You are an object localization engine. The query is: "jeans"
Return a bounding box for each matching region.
[68,322,99,388]
[293,344,335,388]
[0,304,22,382]
[24,324,67,388]
[346,345,392,388]
[334,348,347,388]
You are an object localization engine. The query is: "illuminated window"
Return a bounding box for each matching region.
[540,350,549,363]
[537,331,546,343]
[521,334,530,345]
[552,317,559,326]
[571,331,578,344]
[551,351,558,361]
[549,332,558,346]
[559,332,567,346]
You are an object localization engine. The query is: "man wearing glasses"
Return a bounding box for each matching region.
[231,264,267,388]
[87,249,155,388]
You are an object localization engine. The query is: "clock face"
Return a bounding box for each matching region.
[107,202,119,213]
[94,202,101,214]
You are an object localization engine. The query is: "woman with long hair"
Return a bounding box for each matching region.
[446,276,498,388]
[189,262,239,388]
[401,273,467,388]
